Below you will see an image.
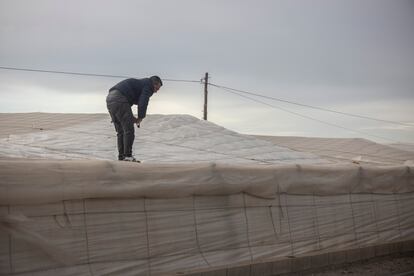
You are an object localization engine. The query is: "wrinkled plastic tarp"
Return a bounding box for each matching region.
[1,160,413,275]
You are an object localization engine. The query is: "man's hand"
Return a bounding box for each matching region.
[136,117,143,128]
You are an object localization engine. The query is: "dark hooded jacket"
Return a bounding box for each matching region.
[109,78,154,119]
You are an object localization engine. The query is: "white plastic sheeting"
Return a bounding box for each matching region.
[0,114,326,165]
[254,135,414,166]
[0,161,413,205]
[0,114,413,275]
[1,160,413,275]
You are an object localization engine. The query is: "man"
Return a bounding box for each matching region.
[106,76,162,162]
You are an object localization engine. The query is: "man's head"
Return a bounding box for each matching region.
[150,76,163,92]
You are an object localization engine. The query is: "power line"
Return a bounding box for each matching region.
[208,82,413,127]
[214,85,398,143]
[0,66,201,83]
[0,65,407,142]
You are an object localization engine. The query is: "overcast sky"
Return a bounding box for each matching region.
[0,0,413,143]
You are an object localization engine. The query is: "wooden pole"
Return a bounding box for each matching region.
[203,72,209,120]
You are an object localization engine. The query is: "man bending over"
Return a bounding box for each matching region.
[106,76,162,162]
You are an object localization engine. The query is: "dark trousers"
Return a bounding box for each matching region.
[106,90,135,159]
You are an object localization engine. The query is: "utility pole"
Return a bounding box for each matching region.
[203,72,209,121]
